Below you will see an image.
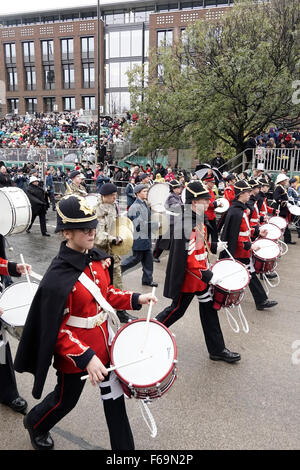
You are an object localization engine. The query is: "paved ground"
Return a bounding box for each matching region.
[1,209,300,451]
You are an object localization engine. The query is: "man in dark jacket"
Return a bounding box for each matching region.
[0,164,13,188]
[26,176,50,236]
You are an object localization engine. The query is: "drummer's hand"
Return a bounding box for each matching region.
[86,355,108,386]
[251,242,260,251]
[138,293,158,305]
[16,263,32,275]
[0,307,3,316]
[259,228,268,238]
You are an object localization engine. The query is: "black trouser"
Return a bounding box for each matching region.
[283,226,292,243]
[237,258,268,307]
[26,370,134,451]
[121,249,153,284]
[28,210,47,235]
[0,342,20,404]
[156,291,225,355]
[206,218,219,244]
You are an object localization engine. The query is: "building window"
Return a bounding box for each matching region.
[63,64,75,89]
[4,43,16,64]
[82,63,95,88]
[63,97,76,111]
[43,97,56,112]
[61,38,74,61]
[7,98,19,114]
[23,41,35,63]
[44,65,55,90]
[157,30,173,47]
[42,40,54,62]
[25,66,36,90]
[107,30,144,59]
[83,96,95,111]
[81,37,94,60]
[7,67,18,91]
[25,98,37,114]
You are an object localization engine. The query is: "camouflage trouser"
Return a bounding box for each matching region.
[113,255,123,290]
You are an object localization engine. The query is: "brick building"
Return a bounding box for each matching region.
[0,1,233,116]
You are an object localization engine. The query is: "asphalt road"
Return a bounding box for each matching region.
[1,209,300,451]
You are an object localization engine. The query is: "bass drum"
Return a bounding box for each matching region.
[148,183,170,213]
[0,187,32,236]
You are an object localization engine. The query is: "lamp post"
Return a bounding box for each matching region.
[97,0,102,164]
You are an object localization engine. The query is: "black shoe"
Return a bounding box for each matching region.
[153,258,160,263]
[142,281,158,287]
[26,229,31,233]
[286,241,296,245]
[23,415,54,450]
[117,310,138,323]
[261,272,277,280]
[42,233,51,237]
[209,348,241,363]
[256,300,278,310]
[3,396,27,414]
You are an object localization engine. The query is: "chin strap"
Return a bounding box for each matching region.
[224,304,249,334]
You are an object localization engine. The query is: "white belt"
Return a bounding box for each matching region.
[195,252,208,261]
[66,311,107,329]
[239,231,250,236]
[250,218,259,223]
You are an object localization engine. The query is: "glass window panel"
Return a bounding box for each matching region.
[82,38,87,53]
[120,31,131,57]
[166,31,173,46]
[109,31,120,58]
[109,62,120,88]
[120,92,130,112]
[105,64,109,88]
[144,30,149,57]
[120,62,131,87]
[105,33,109,59]
[131,30,142,56]
[113,13,124,24]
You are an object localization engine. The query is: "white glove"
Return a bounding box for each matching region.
[216,199,223,207]
[210,273,221,286]
[217,240,228,254]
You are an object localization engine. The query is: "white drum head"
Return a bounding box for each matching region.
[211,259,249,290]
[288,204,300,216]
[0,281,39,327]
[181,187,186,204]
[269,216,287,231]
[148,183,170,213]
[253,239,280,260]
[0,190,14,236]
[215,197,230,214]
[111,320,175,386]
[260,223,282,240]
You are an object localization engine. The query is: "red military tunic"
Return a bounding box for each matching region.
[181,224,210,293]
[259,196,274,222]
[249,201,260,229]
[224,184,235,206]
[205,188,217,221]
[234,211,253,259]
[54,258,136,374]
[0,258,11,276]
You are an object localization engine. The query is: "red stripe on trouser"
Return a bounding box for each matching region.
[33,373,65,430]
[163,294,183,324]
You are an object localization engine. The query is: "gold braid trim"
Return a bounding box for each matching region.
[56,204,97,224]
[186,186,209,198]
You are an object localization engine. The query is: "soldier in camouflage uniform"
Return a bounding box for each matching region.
[65,171,88,197]
[94,183,137,323]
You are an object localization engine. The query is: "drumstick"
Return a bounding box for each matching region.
[80,354,152,381]
[20,254,33,294]
[30,271,43,281]
[140,286,156,353]
[2,303,31,312]
[218,239,236,262]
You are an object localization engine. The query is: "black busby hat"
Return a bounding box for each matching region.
[185,181,211,203]
[257,177,269,186]
[234,180,252,196]
[55,195,98,232]
[248,179,261,188]
[169,179,181,190]
[99,183,118,195]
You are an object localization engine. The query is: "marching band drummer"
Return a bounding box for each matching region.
[0,254,31,414]
[202,170,223,245]
[156,181,241,364]
[256,177,277,224]
[224,174,236,206]
[219,180,278,311]
[273,173,296,245]
[14,194,156,451]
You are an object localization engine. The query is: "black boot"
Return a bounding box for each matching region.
[117,311,138,323]
[23,415,54,450]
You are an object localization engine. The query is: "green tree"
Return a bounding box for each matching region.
[128,0,300,161]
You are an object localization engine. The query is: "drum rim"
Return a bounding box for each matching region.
[0,280,39,326]
[211,258,250,291]
[110,318,177,389]
[0,187,32,236]
[259,223,282,239]
[214,197,230,214]
[268,216,287,230]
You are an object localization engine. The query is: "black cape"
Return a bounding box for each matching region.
[163,207,216,299]
[220,200,247,258]
[14,241,113,399]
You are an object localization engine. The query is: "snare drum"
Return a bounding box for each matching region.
[259,223,282,241]
[0,281,39,340]
[288,203,300,217]
[269,216,287,232]
[110,319,177,400]
[211,259,250,310]
[215,197,230,214]
[0,187,32,236]
[252,239,281,274]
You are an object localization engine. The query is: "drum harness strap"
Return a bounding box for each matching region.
[74,272,158,438]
